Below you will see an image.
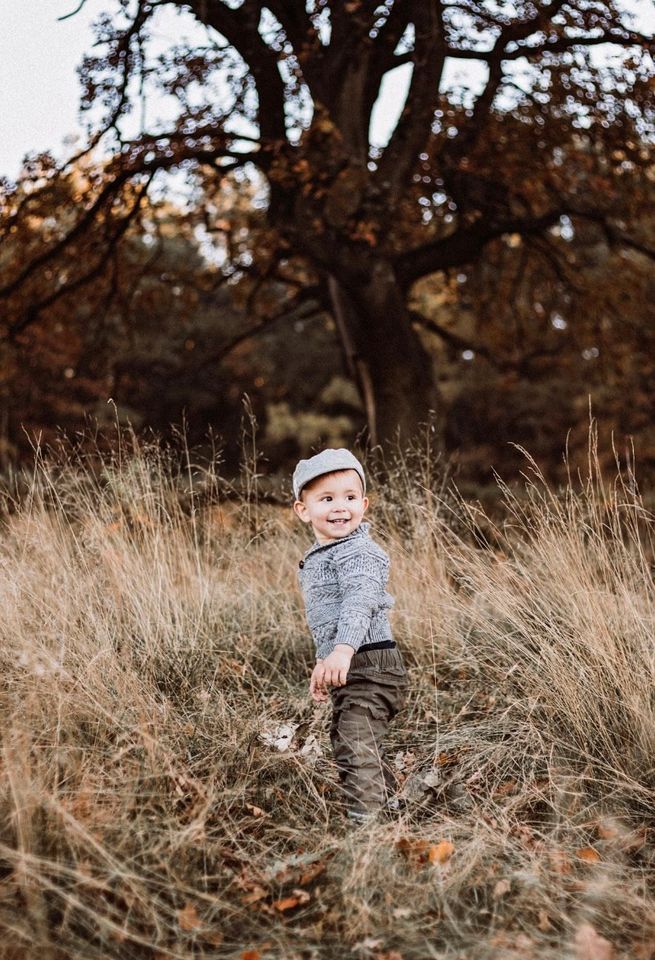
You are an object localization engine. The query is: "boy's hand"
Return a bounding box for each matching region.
[309,645,354,702]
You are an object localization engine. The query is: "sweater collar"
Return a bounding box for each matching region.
[303,521,370,560]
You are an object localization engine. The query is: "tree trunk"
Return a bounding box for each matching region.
[328,259,440,450]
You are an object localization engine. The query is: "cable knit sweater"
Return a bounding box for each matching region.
[297,521,395,661]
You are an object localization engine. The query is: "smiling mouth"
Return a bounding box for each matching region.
[329,518,350,524]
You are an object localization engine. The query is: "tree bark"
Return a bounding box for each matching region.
[327,259,440,450]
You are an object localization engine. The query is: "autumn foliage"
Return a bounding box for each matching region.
[1,0,654,465]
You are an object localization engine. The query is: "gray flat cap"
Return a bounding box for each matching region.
[293,448,366,501]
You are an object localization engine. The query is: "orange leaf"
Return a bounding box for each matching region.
[176,902,202,931]
[428,840,454,864]
[299,861,326,885]
[493,878,511,899]
[240,884,267,905]
[241,952,261,960]
[272,895,302,912]
[549,850,572,875]
[395,837,430,857]
[596,821,619,841]
[576,847,601,863]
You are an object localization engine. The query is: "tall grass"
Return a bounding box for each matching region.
[0,428,654,959]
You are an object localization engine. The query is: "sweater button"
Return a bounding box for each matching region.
[299,560,304,569]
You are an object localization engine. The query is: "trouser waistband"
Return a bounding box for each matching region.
[357,640,396,652]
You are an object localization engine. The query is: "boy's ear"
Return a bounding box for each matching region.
[293,499,311,522]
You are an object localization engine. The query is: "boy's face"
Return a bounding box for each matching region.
[293,469,368,544]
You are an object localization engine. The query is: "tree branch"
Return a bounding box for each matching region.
[376,0,447,203]
[501,29,655,60]
[57,0,89,21]
[5,174,155,340]
[0,142,254,303]
[571,211,655,261]
[395,211,563,289]
[183,0,288,144]
[410,308,495,363]
[441,1,565,167]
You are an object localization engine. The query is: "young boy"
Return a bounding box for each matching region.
[293,448,408,824]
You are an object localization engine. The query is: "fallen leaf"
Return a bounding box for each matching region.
[272,896,299,912]
[596,821,619,841]
[538,909,552,931]
[352,937,384,952]
[259,722,298,751]
[392,907,412,919]
[177,902,202,931]
[574,922,613,960]
[264,850,326,885]
[549,850,572,875]
[393,749,416,772]
[400,771,439,800]
[299,861,326,885]
[241,951,261,960]
[494,779,517,797]
[493,878,511,898]
[241,884,268,905]
[420,769,441,789]
[245,803,267,817]
[395,837,430,857]
[299,734,323,760]
[428,840,455,864]
[272,889,310,912]
[575,847,601,863]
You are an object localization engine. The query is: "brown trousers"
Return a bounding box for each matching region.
[329,646,409,815]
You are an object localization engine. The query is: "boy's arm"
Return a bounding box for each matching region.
[333,549,389,652]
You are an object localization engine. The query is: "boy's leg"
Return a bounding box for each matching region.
[329,647,408,818]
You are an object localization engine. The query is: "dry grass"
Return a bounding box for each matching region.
[0,428,654,960]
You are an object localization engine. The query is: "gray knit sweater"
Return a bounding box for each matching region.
[297,521,395,661]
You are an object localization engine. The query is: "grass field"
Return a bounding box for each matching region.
[0,431,654,959]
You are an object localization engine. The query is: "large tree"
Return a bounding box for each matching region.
[1,0,653,446]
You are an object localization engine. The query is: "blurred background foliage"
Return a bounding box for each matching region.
[1,1,654,496]
[2,151,653,494]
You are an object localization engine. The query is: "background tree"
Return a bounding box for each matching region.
[0,153,352,466]
[1,0,653,454]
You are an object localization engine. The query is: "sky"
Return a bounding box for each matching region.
[1,0,653,182]
[0,0,420,179]
[1,0,105,179]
